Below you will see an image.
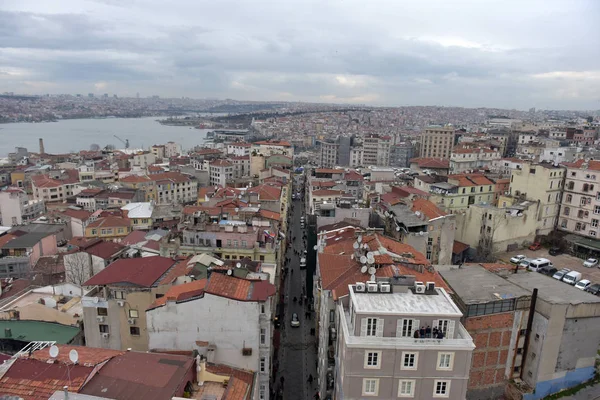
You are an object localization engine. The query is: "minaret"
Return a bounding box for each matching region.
[39,138,45,154]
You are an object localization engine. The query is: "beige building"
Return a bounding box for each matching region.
[132,151,157,168]
[504,162,565,235]
[82,256,181,351]
[558,160,600,240]
[335,279,475,399]
[420,126,456,159]
[362,135,391,166]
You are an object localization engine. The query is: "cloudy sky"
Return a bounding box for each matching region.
[1,0,599,110]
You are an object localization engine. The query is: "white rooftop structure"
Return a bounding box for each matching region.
[349,285,463,317]
[121,202,154,218]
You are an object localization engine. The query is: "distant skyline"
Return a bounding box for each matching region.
[1,0,599,110]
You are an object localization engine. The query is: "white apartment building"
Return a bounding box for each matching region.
[0,188,45,226]
[350,147,364,168]
[165,141,182,158]
[363,135,391,166]
[450,147,502,173]
[539,147,577,164]
[227,142,251,157]
[209,159,234,186]
[132,152,157,168]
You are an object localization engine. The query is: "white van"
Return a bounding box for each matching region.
[300,257,306,269]
[563,271,582,285]
[528,258,552,272]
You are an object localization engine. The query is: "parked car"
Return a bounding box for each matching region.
[583,258,599,268]
[539,266,557,276]
[548,247,562,256]
[563,271,583,285]
[529,242,542,251]
[585,283,600,295]
[552,268,571,281]
[291,312,300,327]
[510,255,527,264]
[519,258,533,269]
[575,279,592,291]
[528,258,552,273]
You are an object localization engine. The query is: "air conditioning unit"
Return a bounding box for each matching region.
[414,282,426,294]
[96,316,105,323]
[379,283,391,293]
[355,282,366,292]
[101,333,110,339]
[366,281,378,292]
[117,301,125,307]
[127,318,136,325]
[426,282,436,291]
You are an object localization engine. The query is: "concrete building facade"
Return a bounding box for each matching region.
[420,127,456,159]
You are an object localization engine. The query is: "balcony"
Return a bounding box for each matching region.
[340,306,475,350]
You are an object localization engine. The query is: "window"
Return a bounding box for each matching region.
[592,219,599,228]
[259,255,265,261]
[99,324,109,333]
[259,385,266,400]
[97,307,108,316]
[434,319,454,337]
[364,351,381,369]
[437,352,454,370]
[595,206,600,215]
[362,318,380,337]
[397,318,419,338]
[590,230,597,236]
[130,326,140,336]
[434,380,450,397]
[564,207,570,216]
[362,379,379,396]
[114,290,125,299]
[260,357,266,373]
[402,352,418,370]
[260,328,266,345]
[261,304,266,314]
[398,380,415,397]
[129,309,139,318]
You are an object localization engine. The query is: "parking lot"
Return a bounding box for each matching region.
[496,247,600,285]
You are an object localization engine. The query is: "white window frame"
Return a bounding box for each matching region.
[260,328,267,345]
[398,379,415,397]
[437,352,454,370]
[396,318,419,338]
[364,351,381,369]
[361,317,383,337]
[401,351,418,370]
[362,378,379,396]
[260,357,266,373]
[433,380,450,398]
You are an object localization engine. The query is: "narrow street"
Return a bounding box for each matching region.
[274,175,318,400]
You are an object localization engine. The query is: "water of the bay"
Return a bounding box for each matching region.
[0,117,213,156]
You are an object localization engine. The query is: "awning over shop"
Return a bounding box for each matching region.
[565,234,600,251]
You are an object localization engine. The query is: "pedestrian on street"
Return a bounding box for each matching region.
[314,392,320,400]
[307,374,313,384]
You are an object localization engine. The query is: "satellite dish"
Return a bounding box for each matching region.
[353,242,359,249]
[368,267,376,275]
[49,345,59,358]
[236,262,241,269]
[93,297,99,304]
[396,226,401,231]
[367,258,374,265]
[360,266,368,274]
[69,349,79,364]
[357,235,362,243]
[366,252,374,258]
[227,269,233,276]
[360,256,367,264]
[415,211,421,217]
[313,245,318,250]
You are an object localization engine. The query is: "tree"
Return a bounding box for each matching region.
[474,211,506,263]
[64,252,92,294]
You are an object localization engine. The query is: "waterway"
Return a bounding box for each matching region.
[0,117,213,156]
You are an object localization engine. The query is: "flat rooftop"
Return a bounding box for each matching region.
[506,272,600,305]
[441,265,531,304]
[350,286,462,317]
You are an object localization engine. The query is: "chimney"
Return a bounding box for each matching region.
[39,138,45,154]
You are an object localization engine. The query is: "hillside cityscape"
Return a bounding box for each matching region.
[1,0,600,399]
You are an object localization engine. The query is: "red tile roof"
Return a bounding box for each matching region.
[258,209,281,221]
[148,278,208,310]
[60,209,93,221]
[247,184,281,201]
[312,189,345,196]
[156,258,193,286]
[86,216,130,229]
[121,230,148,245]
[315,168,344,174]
[84,240,126,259]
[84,257,176,287]
[409,157,450,169]
[411,198,446,220]
[0,358,92,400]
[562,159,600,171]
[380,192,403,206]
[205,273,275,302]
[452,240,470,254]
[31,345,123,366]
[253,140,292,147]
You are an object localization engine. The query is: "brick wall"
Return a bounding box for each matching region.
[465,312,515,400]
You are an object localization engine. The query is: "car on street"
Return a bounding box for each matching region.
[539,266,557,276]
[510,255,527,264]
[529,242,542,251]
[291,313,300,327]
[575,279,591,291]
[548,247,562,256]
[563,270,582,285]
[583,258,599,268]
[552,268,571,281]
[300,257,307,269]
[585,283,600,295]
